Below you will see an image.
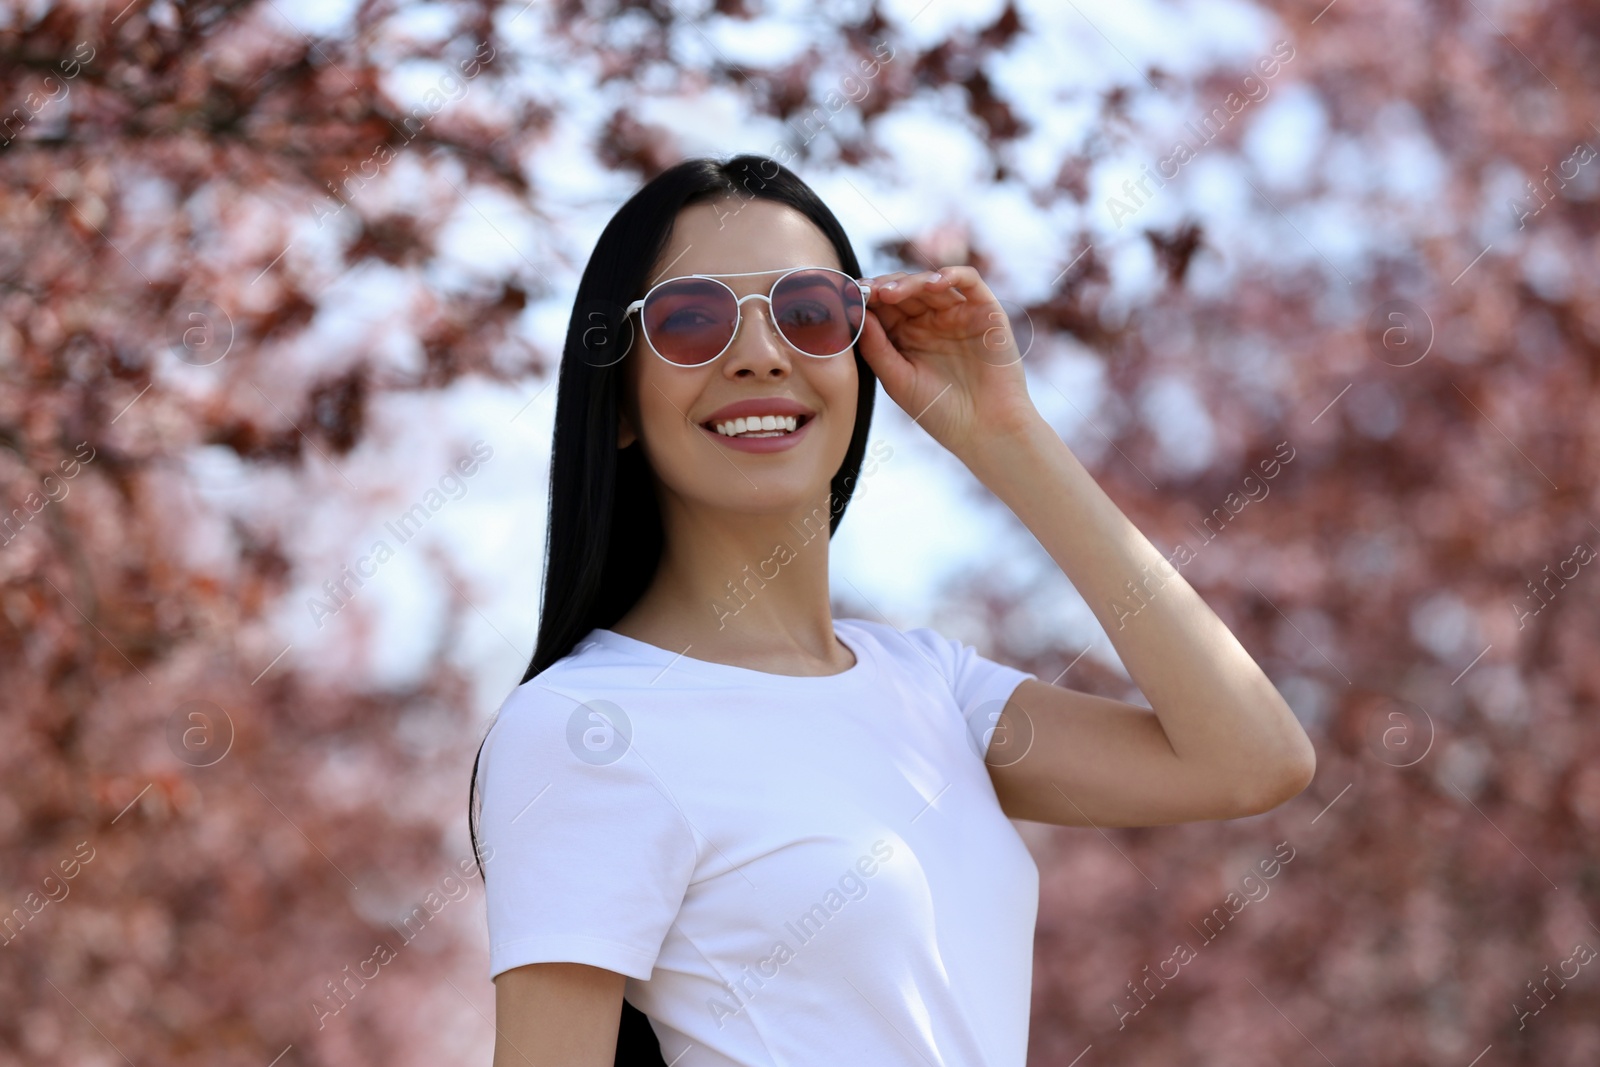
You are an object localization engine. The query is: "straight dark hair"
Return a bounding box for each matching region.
[466,153,878,1065]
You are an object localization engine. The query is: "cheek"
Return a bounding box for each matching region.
[631,363,705,459]
[823,356,860,423]
[809,358,860,472]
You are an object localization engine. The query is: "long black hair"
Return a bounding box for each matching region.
[467,153,879,1064]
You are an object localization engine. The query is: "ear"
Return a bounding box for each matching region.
[617,408,637,449]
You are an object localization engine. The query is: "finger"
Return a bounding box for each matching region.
[872,268,932,297]
[873,269,968,315]
[862,271,911,302]
[915,269,968,303]
[889,286,967,319]
[916,264,991,306]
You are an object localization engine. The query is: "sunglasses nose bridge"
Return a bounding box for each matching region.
[727,291,783,349]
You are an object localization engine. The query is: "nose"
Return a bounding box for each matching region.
[721,295,793,376]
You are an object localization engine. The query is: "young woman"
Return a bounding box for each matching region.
[468,154,1316,1067]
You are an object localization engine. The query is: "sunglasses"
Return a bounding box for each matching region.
[624,266,871,367]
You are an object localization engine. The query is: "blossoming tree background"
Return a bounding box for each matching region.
[2,0,1597,1063]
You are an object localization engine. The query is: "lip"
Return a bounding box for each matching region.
[700,412,817,454]
[699,397,817,427]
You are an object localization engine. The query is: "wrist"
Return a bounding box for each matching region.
[958,411,1058,484]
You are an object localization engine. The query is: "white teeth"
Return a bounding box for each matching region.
[712,415,801,438]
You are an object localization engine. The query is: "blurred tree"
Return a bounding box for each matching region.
[993,2,1600,1064]
[1,0,1596,1065]
[1,4,532,1064]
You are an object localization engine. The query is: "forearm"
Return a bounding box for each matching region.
[963,415,1315,798]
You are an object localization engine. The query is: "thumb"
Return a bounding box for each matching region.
[854,309,914,397]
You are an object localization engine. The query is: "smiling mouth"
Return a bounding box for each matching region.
[702,413,813,439]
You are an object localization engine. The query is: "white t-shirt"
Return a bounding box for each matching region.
[478,616,1040,1067]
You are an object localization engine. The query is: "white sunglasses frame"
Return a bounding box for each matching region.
[623,266,873,368]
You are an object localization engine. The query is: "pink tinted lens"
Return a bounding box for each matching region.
[642,278,738,365]
[772,270,864,356]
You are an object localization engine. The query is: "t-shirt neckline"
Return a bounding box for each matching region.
[585,618,874,688]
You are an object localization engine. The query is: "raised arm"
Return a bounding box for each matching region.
[856,265,1316,828]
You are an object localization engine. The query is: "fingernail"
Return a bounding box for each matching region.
[928,272,943,283]
[881,281,898,291]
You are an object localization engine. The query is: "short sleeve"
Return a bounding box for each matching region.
[899,626,1037,760]
[477,681,699,982]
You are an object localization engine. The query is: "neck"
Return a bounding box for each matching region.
[617,487,843,662]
